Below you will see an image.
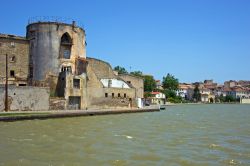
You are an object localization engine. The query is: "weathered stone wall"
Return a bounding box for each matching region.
[103,88,135,99]
[64,73,87,109]
[86,59,137,108]
[118,74,144,98]
[86,63,105,101]
[0,86,49,111]
[49,97,66,110]
[89,97,135,109]
[89,86,137,109]
[0,36,29,85]
[87,57,117,79]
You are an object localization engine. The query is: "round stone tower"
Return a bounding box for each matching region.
[26,21,86,85]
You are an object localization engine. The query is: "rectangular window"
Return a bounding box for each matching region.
[10,70,15,77]
[108,80,112,87]
[124,93,127,98]
[10,56,16,62]
[63,50,71,59]
[29,66,33,78]
[10,42,15,47]
[105,93,108,97]
[73,79,80,89]
[112,93,114,98]
[118,93,121,97]
[127,81,131,84]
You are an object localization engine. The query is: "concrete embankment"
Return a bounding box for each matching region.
[0,107,160,122]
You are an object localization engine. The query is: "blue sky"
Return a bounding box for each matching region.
[1,0,249,83]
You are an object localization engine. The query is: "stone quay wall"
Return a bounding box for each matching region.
[0,86,49,111]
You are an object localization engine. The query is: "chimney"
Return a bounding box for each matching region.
[72,21,76,27]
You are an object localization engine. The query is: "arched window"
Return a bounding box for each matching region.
[61,33,72,44]
[60,33,72,59]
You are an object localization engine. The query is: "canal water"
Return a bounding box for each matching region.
[0,104,250,165]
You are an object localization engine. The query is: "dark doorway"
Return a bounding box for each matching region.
[68,96,81,110]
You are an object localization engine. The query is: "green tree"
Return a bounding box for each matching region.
[193,84,201,102]
[144,92,153,98]
[113,66,128,74]
[225,95,235,102]
[162,73,180,103]
[162,73,179,91]
[130,71,143,77]
[219,94,225,103]
[143,75,156,92]
[164,89,176,98]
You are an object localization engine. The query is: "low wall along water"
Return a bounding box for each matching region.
[0,86,50,111]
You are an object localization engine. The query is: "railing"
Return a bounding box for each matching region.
[28,16,84,29]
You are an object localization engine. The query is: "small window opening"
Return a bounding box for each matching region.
[29,66,33,78]
[73,79,80,89]
[63,50,71,59]
[61,66,72,73]
[10,70,15,77]
[18,84,26,86]
[118,93,121,97]
[127,81,131,84]
[124,93,127,98]
[10,56,16,62]
[112,93,114,98]
[105,93,108,97]
[108,79,112,87]
[10,42,15,47]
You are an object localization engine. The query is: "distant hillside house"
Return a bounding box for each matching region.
[149,92,166,105]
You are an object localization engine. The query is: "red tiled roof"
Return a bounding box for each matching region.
[151,92,160,95]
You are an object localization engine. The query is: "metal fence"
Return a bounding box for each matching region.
[28,16,84,29]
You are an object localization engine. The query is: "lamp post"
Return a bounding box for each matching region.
[5,53,8,112]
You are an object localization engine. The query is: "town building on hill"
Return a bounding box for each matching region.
[200,87,215,103]
[224,86,250,99]
[204,79,217,91]
[224,80,238,88]
[176,83,193,100]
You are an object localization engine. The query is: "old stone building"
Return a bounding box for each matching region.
[0,34,29,86]
[86,58,140,108]
[118,73,144,107]
[0,20,143,111]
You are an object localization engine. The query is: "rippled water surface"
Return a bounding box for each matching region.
[0,104,250,165]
